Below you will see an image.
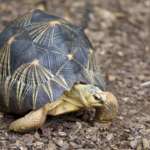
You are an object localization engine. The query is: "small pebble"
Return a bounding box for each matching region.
[47,141,57,150]
[58,131,67,137]
[106,133,113,141]
[130,140,138,149]
[142,138,150,150]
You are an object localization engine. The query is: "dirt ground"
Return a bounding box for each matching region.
[0,0,150,149]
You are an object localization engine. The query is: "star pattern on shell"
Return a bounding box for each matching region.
[0,10,104,113]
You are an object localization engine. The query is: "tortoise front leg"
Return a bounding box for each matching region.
[9,100,63,132]
[9,100,64,132]
[9,106,48,132]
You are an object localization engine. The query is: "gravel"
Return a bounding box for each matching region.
[0,0,150,149]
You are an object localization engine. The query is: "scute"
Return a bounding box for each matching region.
[0,27,19,48]
[31,9,60,23]
[0,9,105,114]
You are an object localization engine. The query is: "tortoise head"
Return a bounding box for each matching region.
[85,85,118,122]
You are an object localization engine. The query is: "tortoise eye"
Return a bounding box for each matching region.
[93,93,100,99]
[93,94,102,100]
[93,93,106,104]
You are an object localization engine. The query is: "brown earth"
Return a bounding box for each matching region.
[0,0,150,149]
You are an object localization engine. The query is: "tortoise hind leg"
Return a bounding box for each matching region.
[9,106,48,132]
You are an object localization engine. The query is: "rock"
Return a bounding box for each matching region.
[94,7,116,22]
[130,139,138,149]
[142,138,150,150]
[22,134,34,146]
[54,138,64,147]
[34,132,41,140]
[107,74,116,81]
[47,141,57,150]
[117,51,124,57]
[33,141,44,149]
[58,131,67,137]
[0,112,4,118]
[106,133,113,141]
[136,143,142,150]
[69,141,80,149]
[61,142,69,149]
[145,129,150,134]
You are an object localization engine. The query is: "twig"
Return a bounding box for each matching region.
[141,81,150,87]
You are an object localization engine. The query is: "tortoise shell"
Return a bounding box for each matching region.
[0,10,105,114]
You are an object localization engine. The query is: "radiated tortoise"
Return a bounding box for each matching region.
[0,9,118,132]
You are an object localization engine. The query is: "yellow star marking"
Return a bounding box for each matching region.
[7,36,16,45]
[89,49,93,54]
[31,59,39,66]
[48,20,61,27]
[67,53,74,60]
[6,60,70,109]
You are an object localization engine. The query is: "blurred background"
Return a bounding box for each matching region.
[0,0,150,149]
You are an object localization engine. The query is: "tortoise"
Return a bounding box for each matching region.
[0,9,118,132]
